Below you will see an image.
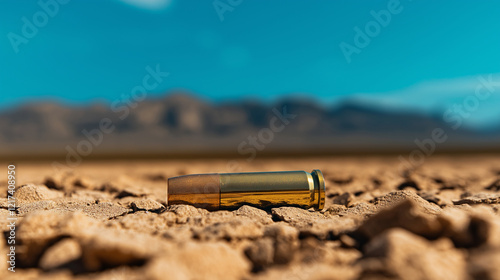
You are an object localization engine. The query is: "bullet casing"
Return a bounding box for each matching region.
[167,170,325,211]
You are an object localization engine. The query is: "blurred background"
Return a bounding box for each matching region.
[1,0,500,160]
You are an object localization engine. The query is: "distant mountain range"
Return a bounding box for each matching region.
[1,92,499,159]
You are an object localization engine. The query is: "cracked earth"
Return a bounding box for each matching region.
[1,155,499,279]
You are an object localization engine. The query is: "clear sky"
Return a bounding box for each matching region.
[1,0,500,126]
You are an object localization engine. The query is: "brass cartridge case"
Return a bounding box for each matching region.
[167,170,325,211]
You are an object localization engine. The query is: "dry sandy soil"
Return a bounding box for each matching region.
[1,155,499,279]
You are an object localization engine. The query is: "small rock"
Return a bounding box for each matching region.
[453,193,500,205]
[17,211,98,266]
[354,199,442,242]
[131,198,165,213]
[372,190,442,214]
[79,228,171,271]
[167,204,209,224]
[146,242,250,280]
[360,228,467,280]
[438,205,500,248]
[39,238,81,270]
[83,201,130,220]
[234,205,273,224]
[271,207,325,226]
[14,184,63,205]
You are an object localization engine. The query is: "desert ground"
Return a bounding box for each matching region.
[1,155,499,279]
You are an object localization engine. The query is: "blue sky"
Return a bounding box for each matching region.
[1,0,500,126]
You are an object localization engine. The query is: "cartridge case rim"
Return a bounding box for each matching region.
[312,169,325,210]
